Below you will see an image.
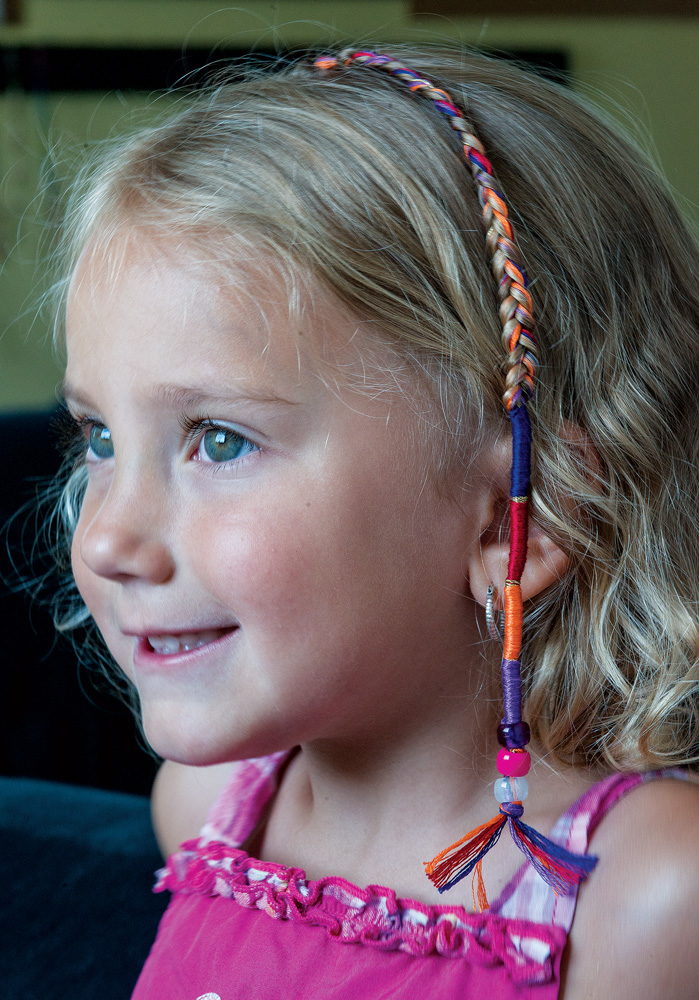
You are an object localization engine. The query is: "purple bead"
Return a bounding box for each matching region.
[497,721,531,749]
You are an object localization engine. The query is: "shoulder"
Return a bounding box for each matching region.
[562,775,699,1000]
[151,759,238,859]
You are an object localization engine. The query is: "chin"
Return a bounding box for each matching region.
[138,712,218,765]
[139,709,291,768]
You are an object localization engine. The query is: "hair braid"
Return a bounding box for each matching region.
[318,49,538,411]
[314,48,596,902]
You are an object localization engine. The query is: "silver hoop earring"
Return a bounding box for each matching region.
[485,584,504,642]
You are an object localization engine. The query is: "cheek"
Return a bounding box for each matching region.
[194,512,327,599]
[190,501,358,634]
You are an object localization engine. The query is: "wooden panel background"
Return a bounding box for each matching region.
[1,0,21,25]
[412,1,698,14]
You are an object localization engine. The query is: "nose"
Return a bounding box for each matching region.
[75,475,175,586]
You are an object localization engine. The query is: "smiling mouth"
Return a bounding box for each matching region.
[146,628,237,655]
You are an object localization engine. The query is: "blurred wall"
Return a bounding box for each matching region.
[0,0,696,411]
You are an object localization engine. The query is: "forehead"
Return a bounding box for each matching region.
[64,229,473,494]
[65,229,378,394]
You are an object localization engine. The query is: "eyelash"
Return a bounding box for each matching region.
[53,407,260,469]
[52,406,96,464]
[178,415,260,467]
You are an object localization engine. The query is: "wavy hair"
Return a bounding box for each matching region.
[52,45,698,771]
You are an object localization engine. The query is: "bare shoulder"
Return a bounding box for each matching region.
[151,759,238,859]
[562,776,699,1000]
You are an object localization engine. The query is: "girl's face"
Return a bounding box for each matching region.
[65,234,483,765]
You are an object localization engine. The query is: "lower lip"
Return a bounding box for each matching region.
[133,628,239,671]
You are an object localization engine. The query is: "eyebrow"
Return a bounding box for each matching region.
[60,379,298,411]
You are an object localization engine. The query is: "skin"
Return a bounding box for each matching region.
[67,236,495,769]
[66,231,699,999]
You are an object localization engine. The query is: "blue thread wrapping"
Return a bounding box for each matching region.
[508,403,531,497]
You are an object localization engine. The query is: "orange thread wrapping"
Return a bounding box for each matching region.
[503,582,523,660]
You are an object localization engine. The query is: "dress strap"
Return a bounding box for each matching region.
[198,751,291,848]
[495,768,688,930]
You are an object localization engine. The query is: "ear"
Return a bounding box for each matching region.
[466,439,569,610]
[468,504,569,610]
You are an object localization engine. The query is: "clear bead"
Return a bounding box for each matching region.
[493,776,529,803]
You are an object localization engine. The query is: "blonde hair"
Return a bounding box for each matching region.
[54,45,698,772]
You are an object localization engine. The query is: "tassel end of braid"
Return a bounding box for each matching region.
[507,811,598,895]
[425,801,598,900]
[424,813,507,893]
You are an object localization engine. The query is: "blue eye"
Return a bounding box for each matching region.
[88,423,114,460]
[198,426,258,464]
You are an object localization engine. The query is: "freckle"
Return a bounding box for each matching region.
[305,502,311,508]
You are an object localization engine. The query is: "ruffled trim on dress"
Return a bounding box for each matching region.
[156,840,564,986]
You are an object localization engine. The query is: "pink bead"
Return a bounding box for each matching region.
[497,748,531,777]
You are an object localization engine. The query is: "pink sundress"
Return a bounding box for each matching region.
[132,754,683,999]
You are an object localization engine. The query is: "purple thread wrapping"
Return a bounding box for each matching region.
[500,801,524,818]
[500,658,522,725]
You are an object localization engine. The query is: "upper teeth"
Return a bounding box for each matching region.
[147,629,229,654]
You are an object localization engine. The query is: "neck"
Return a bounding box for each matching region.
[299,719,495,831]
[260,640,506,897]
[256,641,601,905]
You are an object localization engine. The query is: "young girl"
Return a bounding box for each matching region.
[55,46,697,998]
